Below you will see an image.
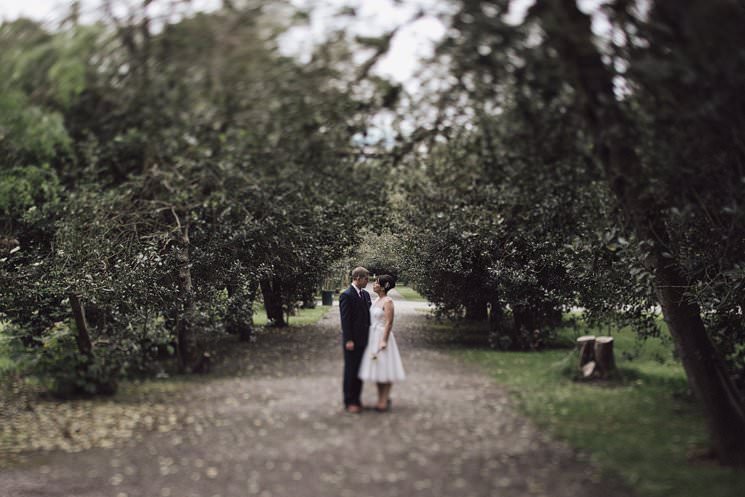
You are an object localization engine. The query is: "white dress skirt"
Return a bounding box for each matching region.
[358,297,406,383]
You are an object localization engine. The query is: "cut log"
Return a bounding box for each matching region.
[577,335,596,370]
[582,361,596,378]
[594,336,617,378]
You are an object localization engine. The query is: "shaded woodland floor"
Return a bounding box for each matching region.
[1,299,632,497]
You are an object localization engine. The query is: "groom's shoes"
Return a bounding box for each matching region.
[346,404,362,414]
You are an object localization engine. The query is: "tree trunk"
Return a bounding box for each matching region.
[465,297,489,321]
[69,293,92,357]
[654,262,745,463]
[173,217,197,371]
[488,301,505,331]
[260,277,286,327]
[541,0,745,465]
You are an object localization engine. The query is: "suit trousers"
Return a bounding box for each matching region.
[343,345,366,406]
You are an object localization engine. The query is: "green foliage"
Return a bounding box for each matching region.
[0,20,101,109]
[349,230,404,279]
[0,5,393,391]
[0,165,62,224]
[0,165,66,340]
[0,92,71,166]
[396,105,621,345]
[24,321,117,397]
[45,27,99,107]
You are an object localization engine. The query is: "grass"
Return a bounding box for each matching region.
[454,322,745,497]
[252,302,332,327]
[395,285,427,302]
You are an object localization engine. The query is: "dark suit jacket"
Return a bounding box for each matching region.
[339,285,371,347]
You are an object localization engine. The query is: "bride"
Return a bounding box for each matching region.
[358,274,406,412]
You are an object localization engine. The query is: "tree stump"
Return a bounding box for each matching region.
[594,336,617,378]
[577,335,596,378]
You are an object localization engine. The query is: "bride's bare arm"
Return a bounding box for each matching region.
[381,298,394,348]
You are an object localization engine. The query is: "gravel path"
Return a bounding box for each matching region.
[1,298,632,497]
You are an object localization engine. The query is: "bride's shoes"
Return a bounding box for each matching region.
[374,399,392,412]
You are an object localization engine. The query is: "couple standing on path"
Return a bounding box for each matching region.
[340,266,406,413]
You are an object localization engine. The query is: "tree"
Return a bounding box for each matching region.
[530,0,745,465]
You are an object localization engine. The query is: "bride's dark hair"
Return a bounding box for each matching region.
[378,274,396,293]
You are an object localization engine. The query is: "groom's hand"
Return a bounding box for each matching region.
[345,341,354,351]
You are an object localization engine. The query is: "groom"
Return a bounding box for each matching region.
[339,266,371,413]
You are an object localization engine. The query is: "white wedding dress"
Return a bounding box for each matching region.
[358,297,406,383]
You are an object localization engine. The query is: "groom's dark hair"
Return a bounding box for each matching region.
[378,274,396,292]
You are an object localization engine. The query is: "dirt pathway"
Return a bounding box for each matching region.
[1,299,631,497]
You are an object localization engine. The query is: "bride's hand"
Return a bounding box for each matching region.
[379,340,388,350]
